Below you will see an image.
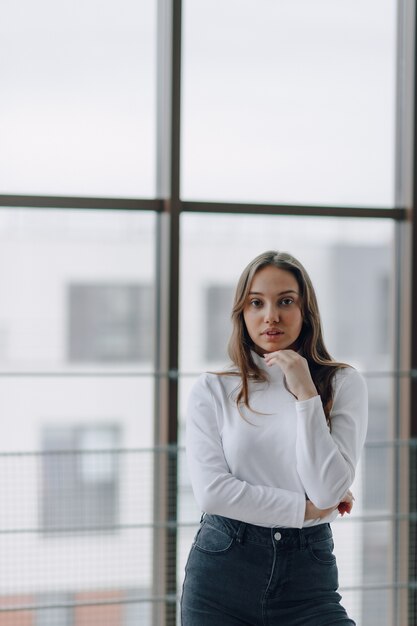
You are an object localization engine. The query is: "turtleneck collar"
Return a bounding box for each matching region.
[250,350,286,384]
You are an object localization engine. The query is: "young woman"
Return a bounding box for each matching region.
[181,250,368,626]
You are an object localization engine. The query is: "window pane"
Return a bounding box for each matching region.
[0,1,156,197]
[0,208,155,370]
[182,0,396,206]
[0,377,154,622]
[0,208,156,623]
[180,213,394,373]
[179,213,396,626]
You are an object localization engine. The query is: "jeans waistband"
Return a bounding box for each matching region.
[202,514,333,548]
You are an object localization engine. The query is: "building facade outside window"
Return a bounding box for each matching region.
[68,284,153,363]
[41,424,120,533]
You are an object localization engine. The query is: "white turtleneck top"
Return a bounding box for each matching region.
[186,352,368,529]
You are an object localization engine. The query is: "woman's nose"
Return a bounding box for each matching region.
[264,305,279,323]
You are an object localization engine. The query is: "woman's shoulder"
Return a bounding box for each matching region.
[189,367,240,396]
[332,364,367,394]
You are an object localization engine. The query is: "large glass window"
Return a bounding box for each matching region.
[0,1,157,197]
[0,209,155,371]
[0,210,156,623]
[1,0,415,624]
[182,0,396,206]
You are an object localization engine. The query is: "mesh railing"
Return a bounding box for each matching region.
[0,442,415,626]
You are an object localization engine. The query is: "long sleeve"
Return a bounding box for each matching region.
[295,368,368,509]
[186,375,306,528]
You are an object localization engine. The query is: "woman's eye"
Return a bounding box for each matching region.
[250,299,262,308]
[280,298,294,306]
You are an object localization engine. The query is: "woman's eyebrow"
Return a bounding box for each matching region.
[248,289,299,296]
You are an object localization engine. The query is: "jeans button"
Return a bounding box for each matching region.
[274,531,282,541]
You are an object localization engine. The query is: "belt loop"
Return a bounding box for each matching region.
[235,522,247,544]
[199,512,206,524]
[299,528,307,550]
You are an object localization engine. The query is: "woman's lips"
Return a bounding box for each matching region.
[263,331,284,340]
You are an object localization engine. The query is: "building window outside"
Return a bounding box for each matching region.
[68,284,153,363]
[329,245,390,361]
[41,425,120,533]
[35,593,72,626]
[205,285,233,363]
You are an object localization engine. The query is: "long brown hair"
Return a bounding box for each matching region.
[226,250,348,426]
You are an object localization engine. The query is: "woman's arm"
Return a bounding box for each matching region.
[186,374,307,528]
[294,368,368,509]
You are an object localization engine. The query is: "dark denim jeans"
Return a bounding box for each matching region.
[181,514,356,626]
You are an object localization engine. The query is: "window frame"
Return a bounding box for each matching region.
[0,0,415,624]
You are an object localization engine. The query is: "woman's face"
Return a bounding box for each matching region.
[243,265,304,355]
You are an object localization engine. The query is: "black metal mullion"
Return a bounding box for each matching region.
[392,1,416,623]
[153,1,182,624]
[0,195,162,211]
[0,195,407,221]
[182,199,406,219]
[409,1,417,622]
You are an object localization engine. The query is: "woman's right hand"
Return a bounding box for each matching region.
[304,500,337,520]
[304,500,338,521]
[304,490,355,521]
